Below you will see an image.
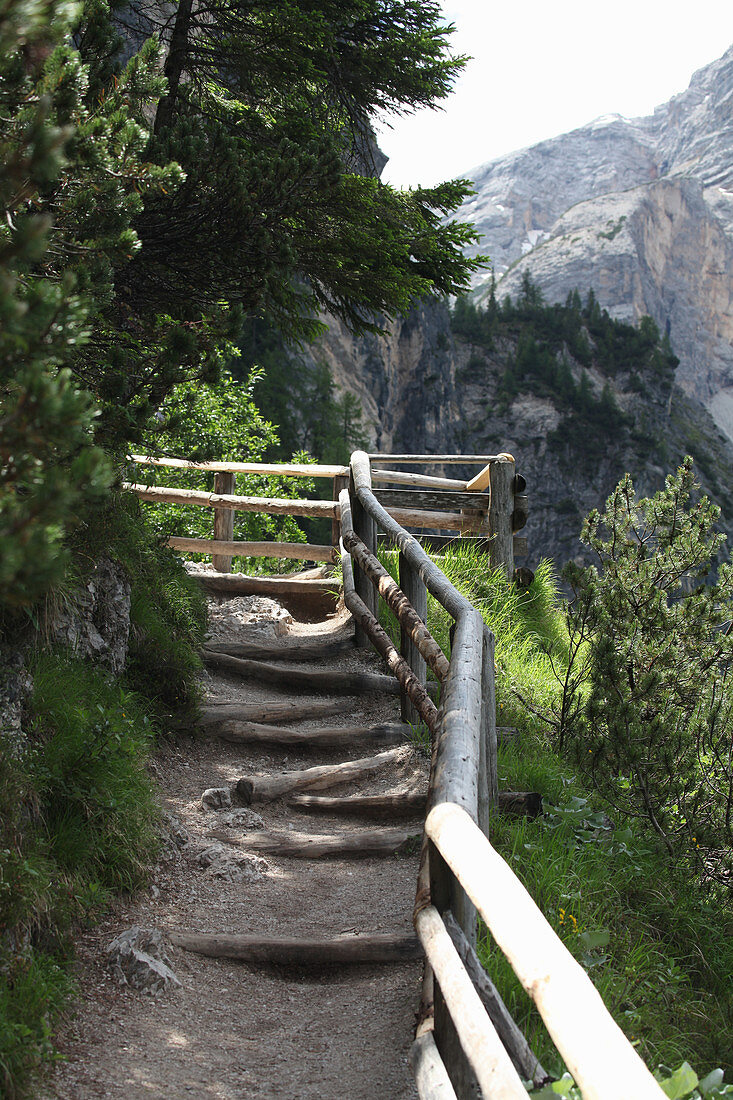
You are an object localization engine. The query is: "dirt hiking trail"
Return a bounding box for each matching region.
[44,594,425,1099]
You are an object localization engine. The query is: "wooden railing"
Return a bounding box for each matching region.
[341,450,664,1100]
[124,451,528,576]
[126,447,663,1097]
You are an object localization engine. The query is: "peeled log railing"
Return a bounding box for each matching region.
[341,450,664,1100]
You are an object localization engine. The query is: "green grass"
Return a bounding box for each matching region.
[381,543,733,1081]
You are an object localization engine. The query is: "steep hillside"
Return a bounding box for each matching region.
[456,45,733,438]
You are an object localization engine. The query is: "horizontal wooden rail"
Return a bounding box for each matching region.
[339,491,439,733]
[374,489,489,512]
[368,454,503,464]
[341,527,450,682]
[129,454,348,478]
[371,469,469,490]
[415,905,527,1098]
[425,802,664,1100]
[388,507,488,533]
[167,536,336,562]
[124,482,338,519]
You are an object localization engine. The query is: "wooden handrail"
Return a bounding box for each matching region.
[426,802,664,1100]
[123,482,338,519]
[129,454,348,478]
[341,450,663,1100]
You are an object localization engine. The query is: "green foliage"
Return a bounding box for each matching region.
[30,653,158,890]
[531,1064,733,1098]
[0,0,113,611]
[558,458,733,882]
[136,368,321,572]
[0,646,162,1096]
[237,320,368,464]
[450,279,677,459]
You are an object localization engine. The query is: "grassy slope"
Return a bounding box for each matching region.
[382,545,733,1080]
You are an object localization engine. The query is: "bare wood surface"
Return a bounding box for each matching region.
[203,637,355,661]
[213,826,420,859]
[426,802,665,1100]
[124,482,338,518]
[400,551,429,726]
[199,699,345,728]
[342,527,449,682]
[409,1033,459,1100]
[290,789,426,818]
[415,905,528,1098]
[480,627,499,836]
[513,536,528,558]
[235,746,410,804]
[372,469,469,490]
[170,931,422,965]
[442,913,548,1089]
[388,507,488,533]
[212,472,235,572]
[340,493,440,733]
[368,455,500,464]
[216,720,406,748]
[129,454,348,478]
[201,648,402,696]
[375,489,489,513]
[488,459,515,577]
[349,452,475,623]
[168,536,336,562]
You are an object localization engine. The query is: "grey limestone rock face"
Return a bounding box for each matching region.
[459,44,733,441]
[106,926,180,994]
[48,558,131,676]
[0,652,32,760]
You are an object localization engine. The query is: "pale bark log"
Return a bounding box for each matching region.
[375,489,488,513]
[129,454,348,477]
[415,905,528,1099]
[124,482,338,518]
[212,472,235,572]
[442,912,549,1089]
[290,789,426,818]
[425,802,666,1100]
[410,1033,459,1100]
[217,720,406,748]
[168,536,336,562]
[201,648,402,696]
[199,699,345,728]
[372,470,468,490]
[170,931,422,965]
[211,826,421,859]
[235,746,410,804]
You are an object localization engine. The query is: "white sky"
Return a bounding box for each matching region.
[375,1,733,188]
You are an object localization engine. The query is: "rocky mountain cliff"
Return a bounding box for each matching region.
[458,45,733,437]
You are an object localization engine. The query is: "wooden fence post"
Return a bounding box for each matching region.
[332,474,349,551]
[349,472,378,648]
[488,457,515,578]
[212,471,235,572]
[478,626,498,839]
[399,552,428,726]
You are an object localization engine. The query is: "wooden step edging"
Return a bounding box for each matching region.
[202,649,408,697]
[216,720,407,748]
[199,699,345,728]
[203,637,355,661]
[209,826,421,859]
[170,931,422,966]
[235,746,411,804]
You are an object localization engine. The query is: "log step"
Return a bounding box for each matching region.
[218,720,407,748]
[202,649,403,696]
[170,930,422,966]
[199,699,346,728]
[208,826,422,859]
[235,746,411,804]
[204,637,355,662]
[290,789,426,818]
[288,790,542,818]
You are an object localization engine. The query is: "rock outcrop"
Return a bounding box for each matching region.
[459,44,733,438]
